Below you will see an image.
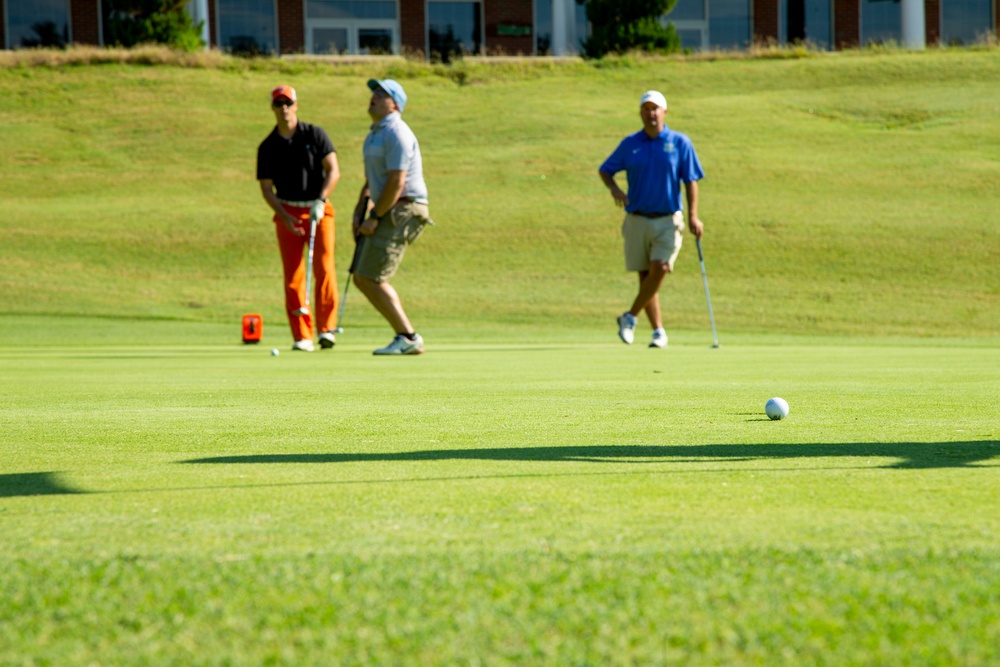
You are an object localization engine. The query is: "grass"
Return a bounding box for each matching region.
[1,48,999,664]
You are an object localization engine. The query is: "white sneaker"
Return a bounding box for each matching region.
[373,333,425,355]
[292,339,315,352]
[617,313,636,345]
[649,329,668,349]
[318,331,336,349]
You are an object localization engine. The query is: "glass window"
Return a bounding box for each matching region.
[535,0,553,54]
[574,0,589,51]
[941,0,993,45]
[306,0,397,20]
[708,0,751,48]
[676,28,705,49]
[6,0,68,48]
[359,28,393,53]
[217,0,277,55]
[428,2,482,61]
[861,0,901,44]
[670,0,707,22]
[313,27,349,53]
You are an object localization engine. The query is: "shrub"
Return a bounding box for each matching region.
[583,0,681,58]
[102,0,204,52]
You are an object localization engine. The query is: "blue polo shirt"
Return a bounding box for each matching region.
[600,127,704,214]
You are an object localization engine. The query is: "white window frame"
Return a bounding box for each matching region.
[305,19,399,54]
[664,0,710,50]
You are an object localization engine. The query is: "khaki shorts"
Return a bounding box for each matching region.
[356,201,432,282]
[622,211,684,272]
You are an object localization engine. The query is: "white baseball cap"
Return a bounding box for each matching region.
[639,90,667,110]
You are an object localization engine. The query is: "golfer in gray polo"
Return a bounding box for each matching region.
[352,78,433,356]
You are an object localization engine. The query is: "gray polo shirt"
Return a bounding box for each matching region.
[363,112,429,206]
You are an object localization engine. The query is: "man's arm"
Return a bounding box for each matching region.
[359,170,406,236]
[684,180,703,239]
[599,170,628,209]
[353,181,371,237]
[259,179,304,237]
[320,152,340,201]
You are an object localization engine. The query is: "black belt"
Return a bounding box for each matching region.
[632,211,676,219]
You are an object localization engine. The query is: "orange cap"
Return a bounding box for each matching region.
[271,85,296,103]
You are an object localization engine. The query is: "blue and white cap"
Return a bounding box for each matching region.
[368,78,408,113]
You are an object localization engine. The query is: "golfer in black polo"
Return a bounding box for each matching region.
[257,85,340,352]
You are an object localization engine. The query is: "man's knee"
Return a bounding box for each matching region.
[650,260,671,275]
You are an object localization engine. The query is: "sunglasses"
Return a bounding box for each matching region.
[372,88,391,99]
[272,99,295,107]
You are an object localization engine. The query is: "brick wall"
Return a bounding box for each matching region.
[71,0,100,45]
[484,0,533,55]
[834,0,859,47]
[277,0,304,54]
[925,0,940,43]
[753,0,780,43]
[401,0,426,56]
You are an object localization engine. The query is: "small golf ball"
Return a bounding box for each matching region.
[270,348,279,357]
[765,397,789,420]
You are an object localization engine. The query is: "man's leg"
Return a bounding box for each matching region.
[275,218,311,342]
[638,271,663,330]
[629,260,670,318]
[353,274,414,334]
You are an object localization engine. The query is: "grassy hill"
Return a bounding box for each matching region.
[1,49,998,340]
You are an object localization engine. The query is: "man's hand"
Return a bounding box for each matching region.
[282,211,304,237]
[688,217,704,239]
[359,213,379,236]
[610,186,629,209]
[310,199,326,224]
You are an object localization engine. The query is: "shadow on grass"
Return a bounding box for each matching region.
[0,472,86,498]
[182,441,1000,470]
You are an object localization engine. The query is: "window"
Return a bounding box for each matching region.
[305,0,398,55]
[940,0,993,45]
[216,0,277,55]
[781,0,832,48]
[861,0,901,44]
[535,0,553,54]
[708,0,751,49]
[428,1,482,61]
[6,0,69,48]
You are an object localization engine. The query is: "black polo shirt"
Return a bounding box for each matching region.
[256,121,336,201]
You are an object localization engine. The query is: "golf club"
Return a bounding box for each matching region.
[333,198,370,333]
[333,234,364,334]
[292,215,318,317]
[695,237,720,348]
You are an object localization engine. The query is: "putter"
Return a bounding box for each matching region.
[695,237,720,348]
[292,215,318,317]
[333,198,371,333]
[333,234,364,333]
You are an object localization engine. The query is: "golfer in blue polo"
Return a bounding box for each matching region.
[599,90,705,349]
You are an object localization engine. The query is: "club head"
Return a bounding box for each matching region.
[333,326,344,334]
[292,307,310,316]
[711,343,721,349]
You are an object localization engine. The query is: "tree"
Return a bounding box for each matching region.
[582,0,682,58]
[103,0,204,52]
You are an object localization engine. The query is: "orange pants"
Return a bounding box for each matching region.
[274,202,337,341]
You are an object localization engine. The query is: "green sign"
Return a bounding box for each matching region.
[497,25,532,37]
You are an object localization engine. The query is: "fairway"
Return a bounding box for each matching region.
[2,47,999,664]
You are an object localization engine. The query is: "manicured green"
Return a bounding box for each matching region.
[1,49,998,665]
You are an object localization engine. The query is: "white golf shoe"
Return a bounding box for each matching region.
[617,313,636,345]
[649,329,668,349]
[373,333,425,355]
[292,339,315,352]
[318,331,336,349]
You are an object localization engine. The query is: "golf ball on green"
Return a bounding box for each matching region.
[765,397,789,420]
[271,348,280,356]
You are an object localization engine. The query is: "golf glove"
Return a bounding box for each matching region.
[310,199,326,224]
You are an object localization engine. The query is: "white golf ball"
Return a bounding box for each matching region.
[765,397,789,420]
[270,348,280,357]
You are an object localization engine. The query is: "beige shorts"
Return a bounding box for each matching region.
[622,211,684,272]
[356,201,432,282]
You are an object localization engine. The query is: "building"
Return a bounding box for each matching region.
[2,0,997,56]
